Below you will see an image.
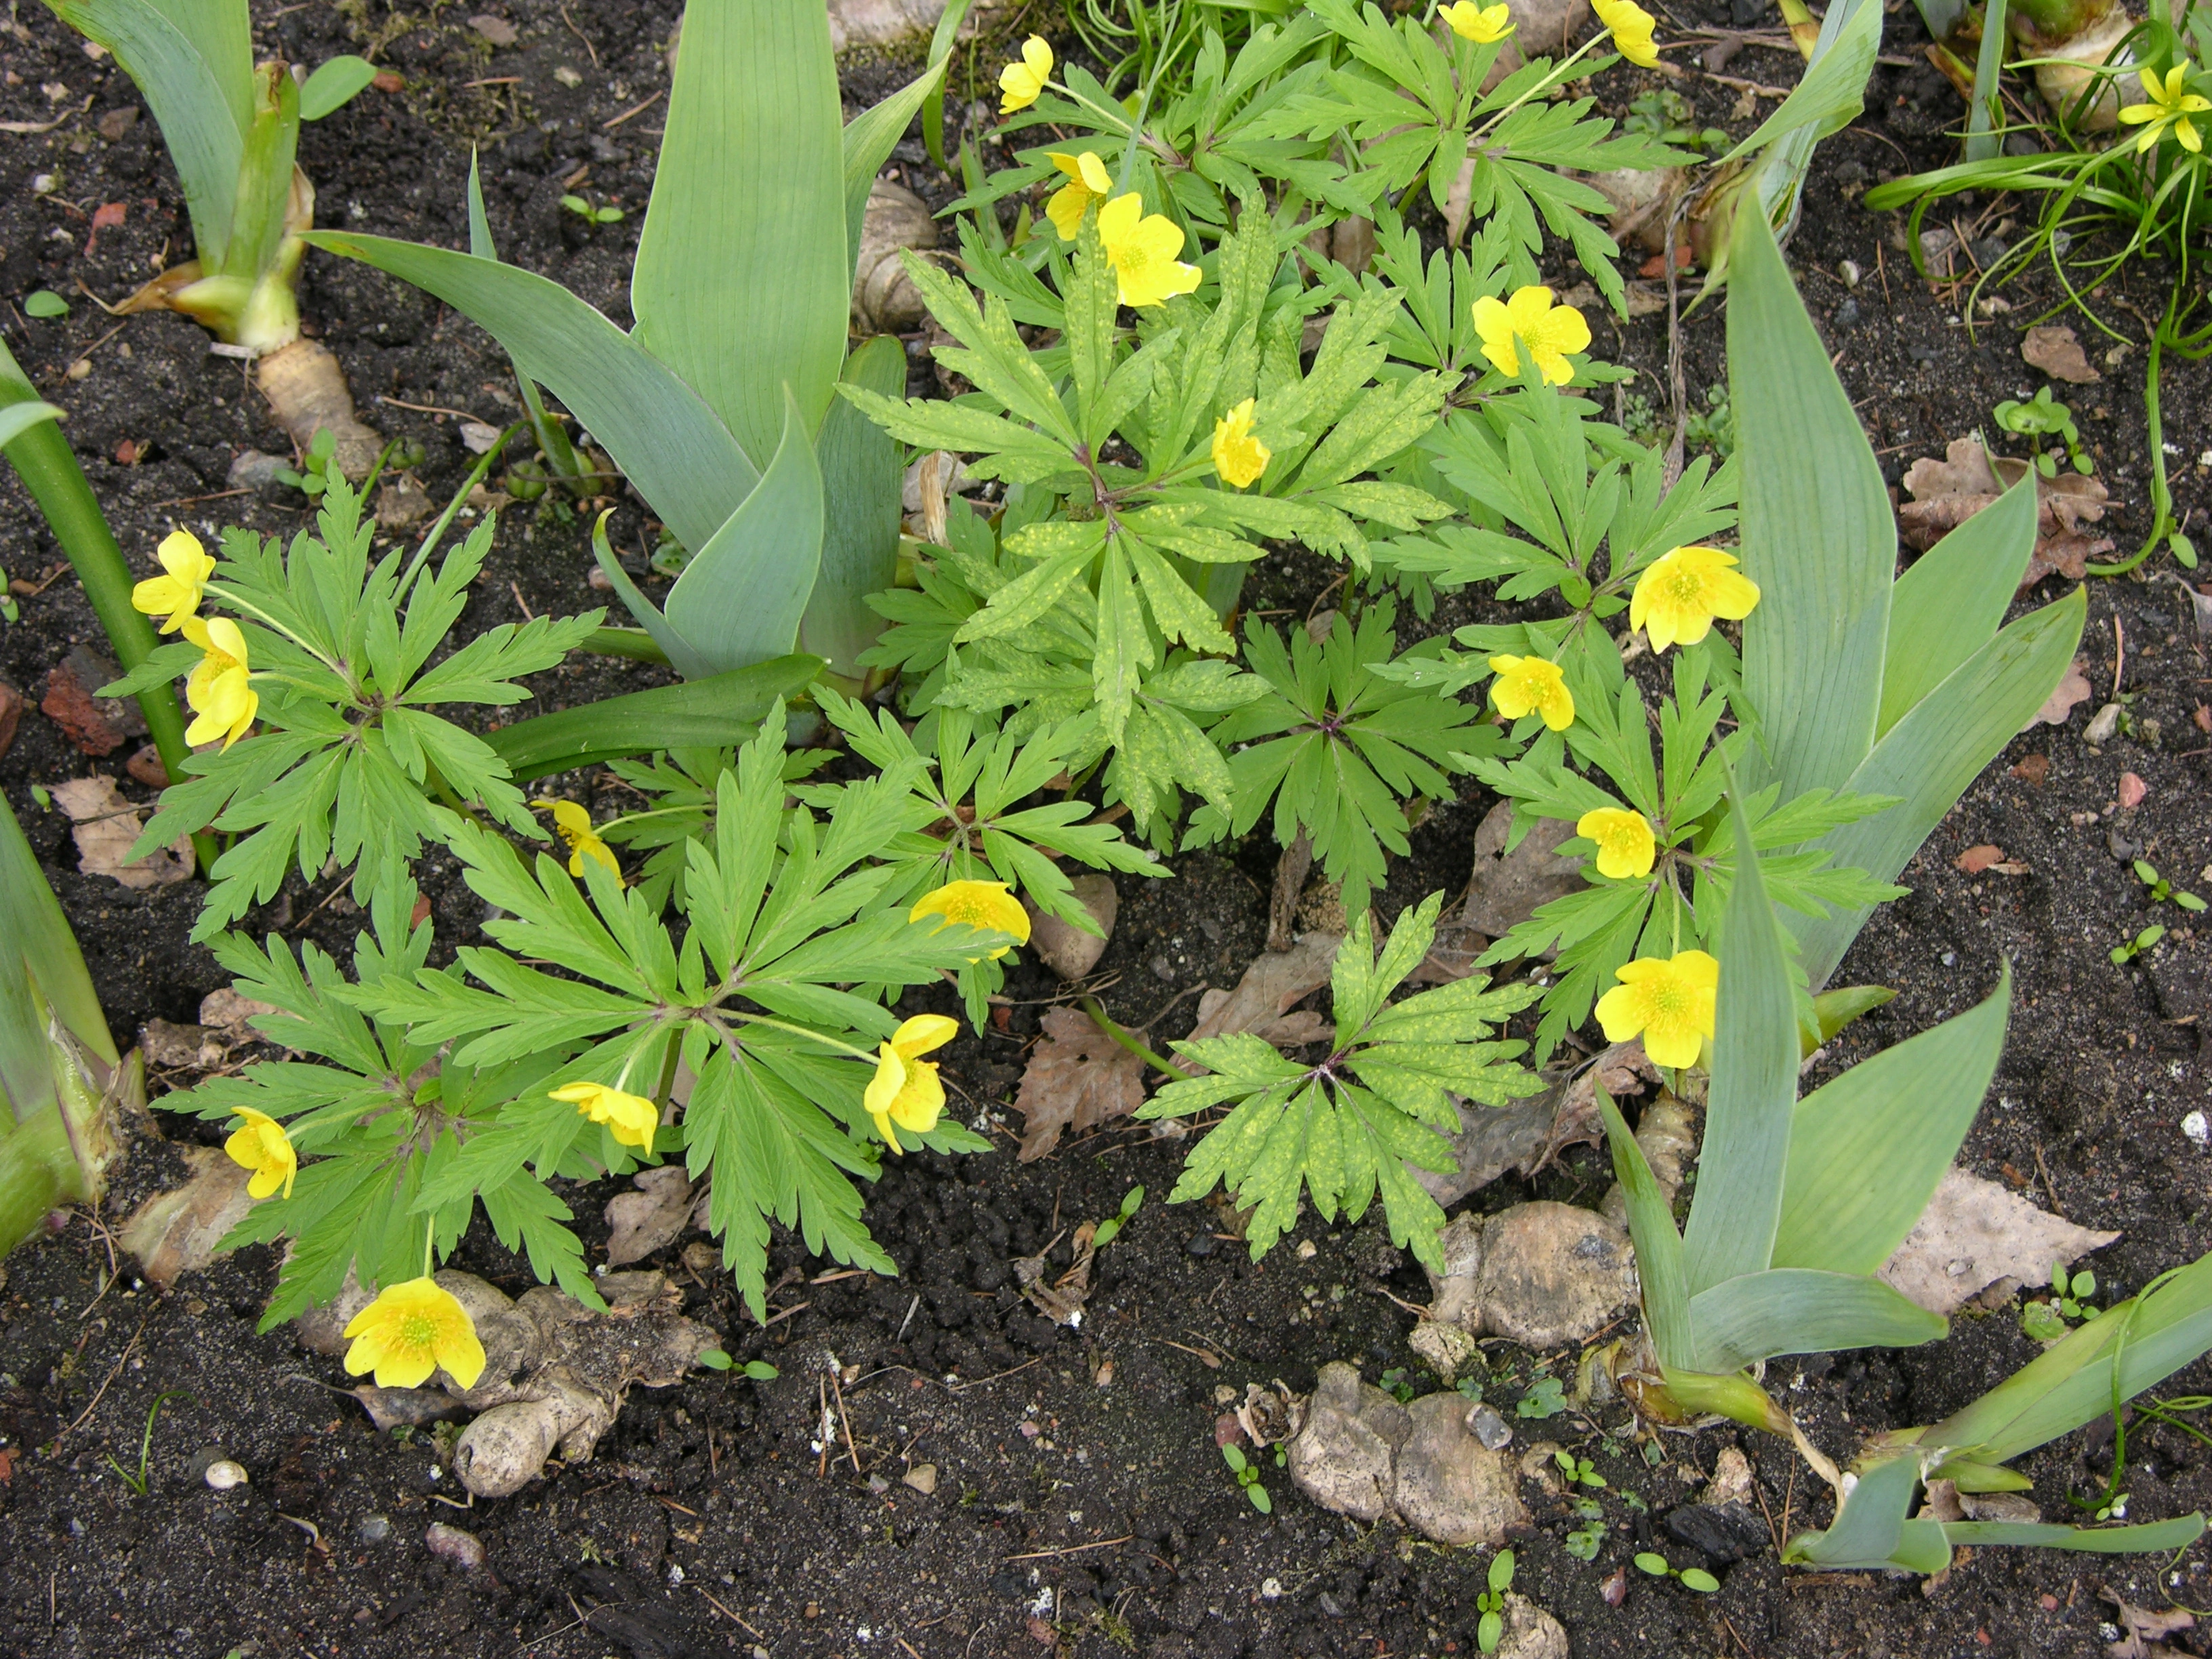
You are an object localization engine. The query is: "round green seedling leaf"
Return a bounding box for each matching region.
[697,1348,734,1370]
[300,55,378,120]
[1247,1483,1272,1514]
[1477,1609,1502,1653]
[1488,1549,1515,1593]
[1635,1552,1671,1576]
[743,1360,779,1380]
[1679,1568,1720,1593]
[24,291,68,319]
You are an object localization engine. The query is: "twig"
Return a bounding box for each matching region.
[693,1586,764,1637]
[1751,1452,1784,1557]
[510,581,535,621]
[2034,1139,2066,1218]
[897,1294,922,1340]
[2112,615,2125,699]
[51,1315,149,1447]
[1003,1535,1134,1561]
[947,1356,1044,1393]
[602,91,663,130]
[760,1299,811,1328]
[148,487,250,510]
[377,395,483,422]
[559,3,600,66]
[817,1376,830,1478]
[830,1363,862,1476]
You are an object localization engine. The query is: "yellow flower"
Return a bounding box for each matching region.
[1046,150,1114,241]
[1471,285,1591,387]
[1000,35,1053,113]
[1097,192,1202,310]
[910,878,1033,960]
[1440,1,1514,41]
[179,615,258,750]
[1595,949,1718,1069]
[1576,806,1657,880]
[1211,398,1271,489]
[1593,0,1662,66]
[1486,653,1575,731]
[2119,64,2211,154]
[224,1105,296,1200]
[341,1276,487,1391]
[537,798,622,882]
[550,1080,658,1155]
[1629,545,1761,652]
[131,529,216,634]
[865,1014,960,1153]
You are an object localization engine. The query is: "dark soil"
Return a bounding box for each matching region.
[1,1,2208,1656]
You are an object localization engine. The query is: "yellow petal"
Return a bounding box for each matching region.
[891,1012,961,1059]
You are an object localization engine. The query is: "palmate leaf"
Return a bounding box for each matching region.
[1143,894,1539,1269]
[1189,603,1505,914]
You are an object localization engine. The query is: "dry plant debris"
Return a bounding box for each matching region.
[1879,1168,2117,1316]
[50,775,190,888]
[1899,436,2114,586]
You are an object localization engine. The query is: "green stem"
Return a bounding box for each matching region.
[0,346,213,876]
[0,1109,89,1258]
[2087,287,2176,577]
[399,422,523,596]
[1964,0,2009,163]
[580,626,673,665]
[1080,996,1185,1076]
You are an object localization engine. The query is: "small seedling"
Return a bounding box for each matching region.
[2112,924,2167,966]
[103,1390,188,1496]
[1622,89,1729,155]
[23,290,68,319]
[1635,1551,1719,1592]
[273,427,339,499]
[1554,1449,1606,1488]
[2135,861,2207,914]
[1221,1442,1271,1513]
[1454,1374,1486,1403]
[560,192,626,225]
[2022,1262,2100,1340]
[1683,385,1736,457]
[1378,1367,1420,1404]
[1994,386,2094,477]
[1618,1488,1649,1514]
[1564,1498,1607,1560]
[1516,1376,1568,1420]
[1090,1185,1145,1250]
[0,567,16,626]
[1476,1549,1515,1652]
[699,1351,780,1381]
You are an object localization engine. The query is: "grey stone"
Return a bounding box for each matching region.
[1027,874,1118,981]
[1495,1595,1570,1659]
[1467,1202,1636,1350]
[1393,1393,1528,1547]
[1285,1361,1408,1525]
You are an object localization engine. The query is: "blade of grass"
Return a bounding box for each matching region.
[1688,1268,1946,1372]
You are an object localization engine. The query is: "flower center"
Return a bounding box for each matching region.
[1643,977,1687,1020]
[205,647,240,674]
[399,1310,442,1351]
[1666,569,1706,605]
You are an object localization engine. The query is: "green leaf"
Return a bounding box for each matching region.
[0,399,64,447]
[1772,966,2009,1273]
[1729,195,1893,806]
[843,31,958,281]
[662,390,826,674]
[1879,465,2037,737]
[20,293,68,321]
[483,655,822,781]
[804,335,905,676]
[1688,1268,1946,1372]
[1792,586,2087,987]
[628,0,846,467]
[1680,789,1799,1296]
[51,0,250,264]
[1781,1452,1929,1568]
[300,231,756,556]
[1939,1517,2207,1554]
[298,54,376,121]
[1598,1088,1691,1370]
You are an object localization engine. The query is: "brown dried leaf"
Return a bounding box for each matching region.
[1900,438,2114,586]
[1879,1168,2117,1316]
[2102,1591,2194,1659]
[1185,931,1343,1047]
[1014,1221,1095,1326]
[2026,659,2093,730]
[50,775,192,888]
[1462,803,1583,942]
[1955,844,2005,875]
[603,1165,695,1267]
[2023,323,2100,384]
[1012,1006,1147,1162]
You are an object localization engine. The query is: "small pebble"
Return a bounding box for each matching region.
[1838,259,1861,289]
[1185,1232,1217,1258]
[357,1514,393,1544]
[1471,1406,1513,1451]
[1261,1577,1284,1600]
[1296,1240,1318,1260]
[424,1521,486,1571]
[203,1460,249,1490]
[2084,702,2123,746]
[2184,1111,2208,1147]
[1833,298,1860,329]
[902,1462,939,1495]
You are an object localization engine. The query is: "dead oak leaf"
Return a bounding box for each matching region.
[1185,930,1343,1051]
[1955,844,2005,875]
[50,775,192,889]
[2025,659,2093,732]
[1880,1167,2116,1317]
[1899,437,2114,587]
[1012,1006,1148,1162]
[2023,323,2100,384]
